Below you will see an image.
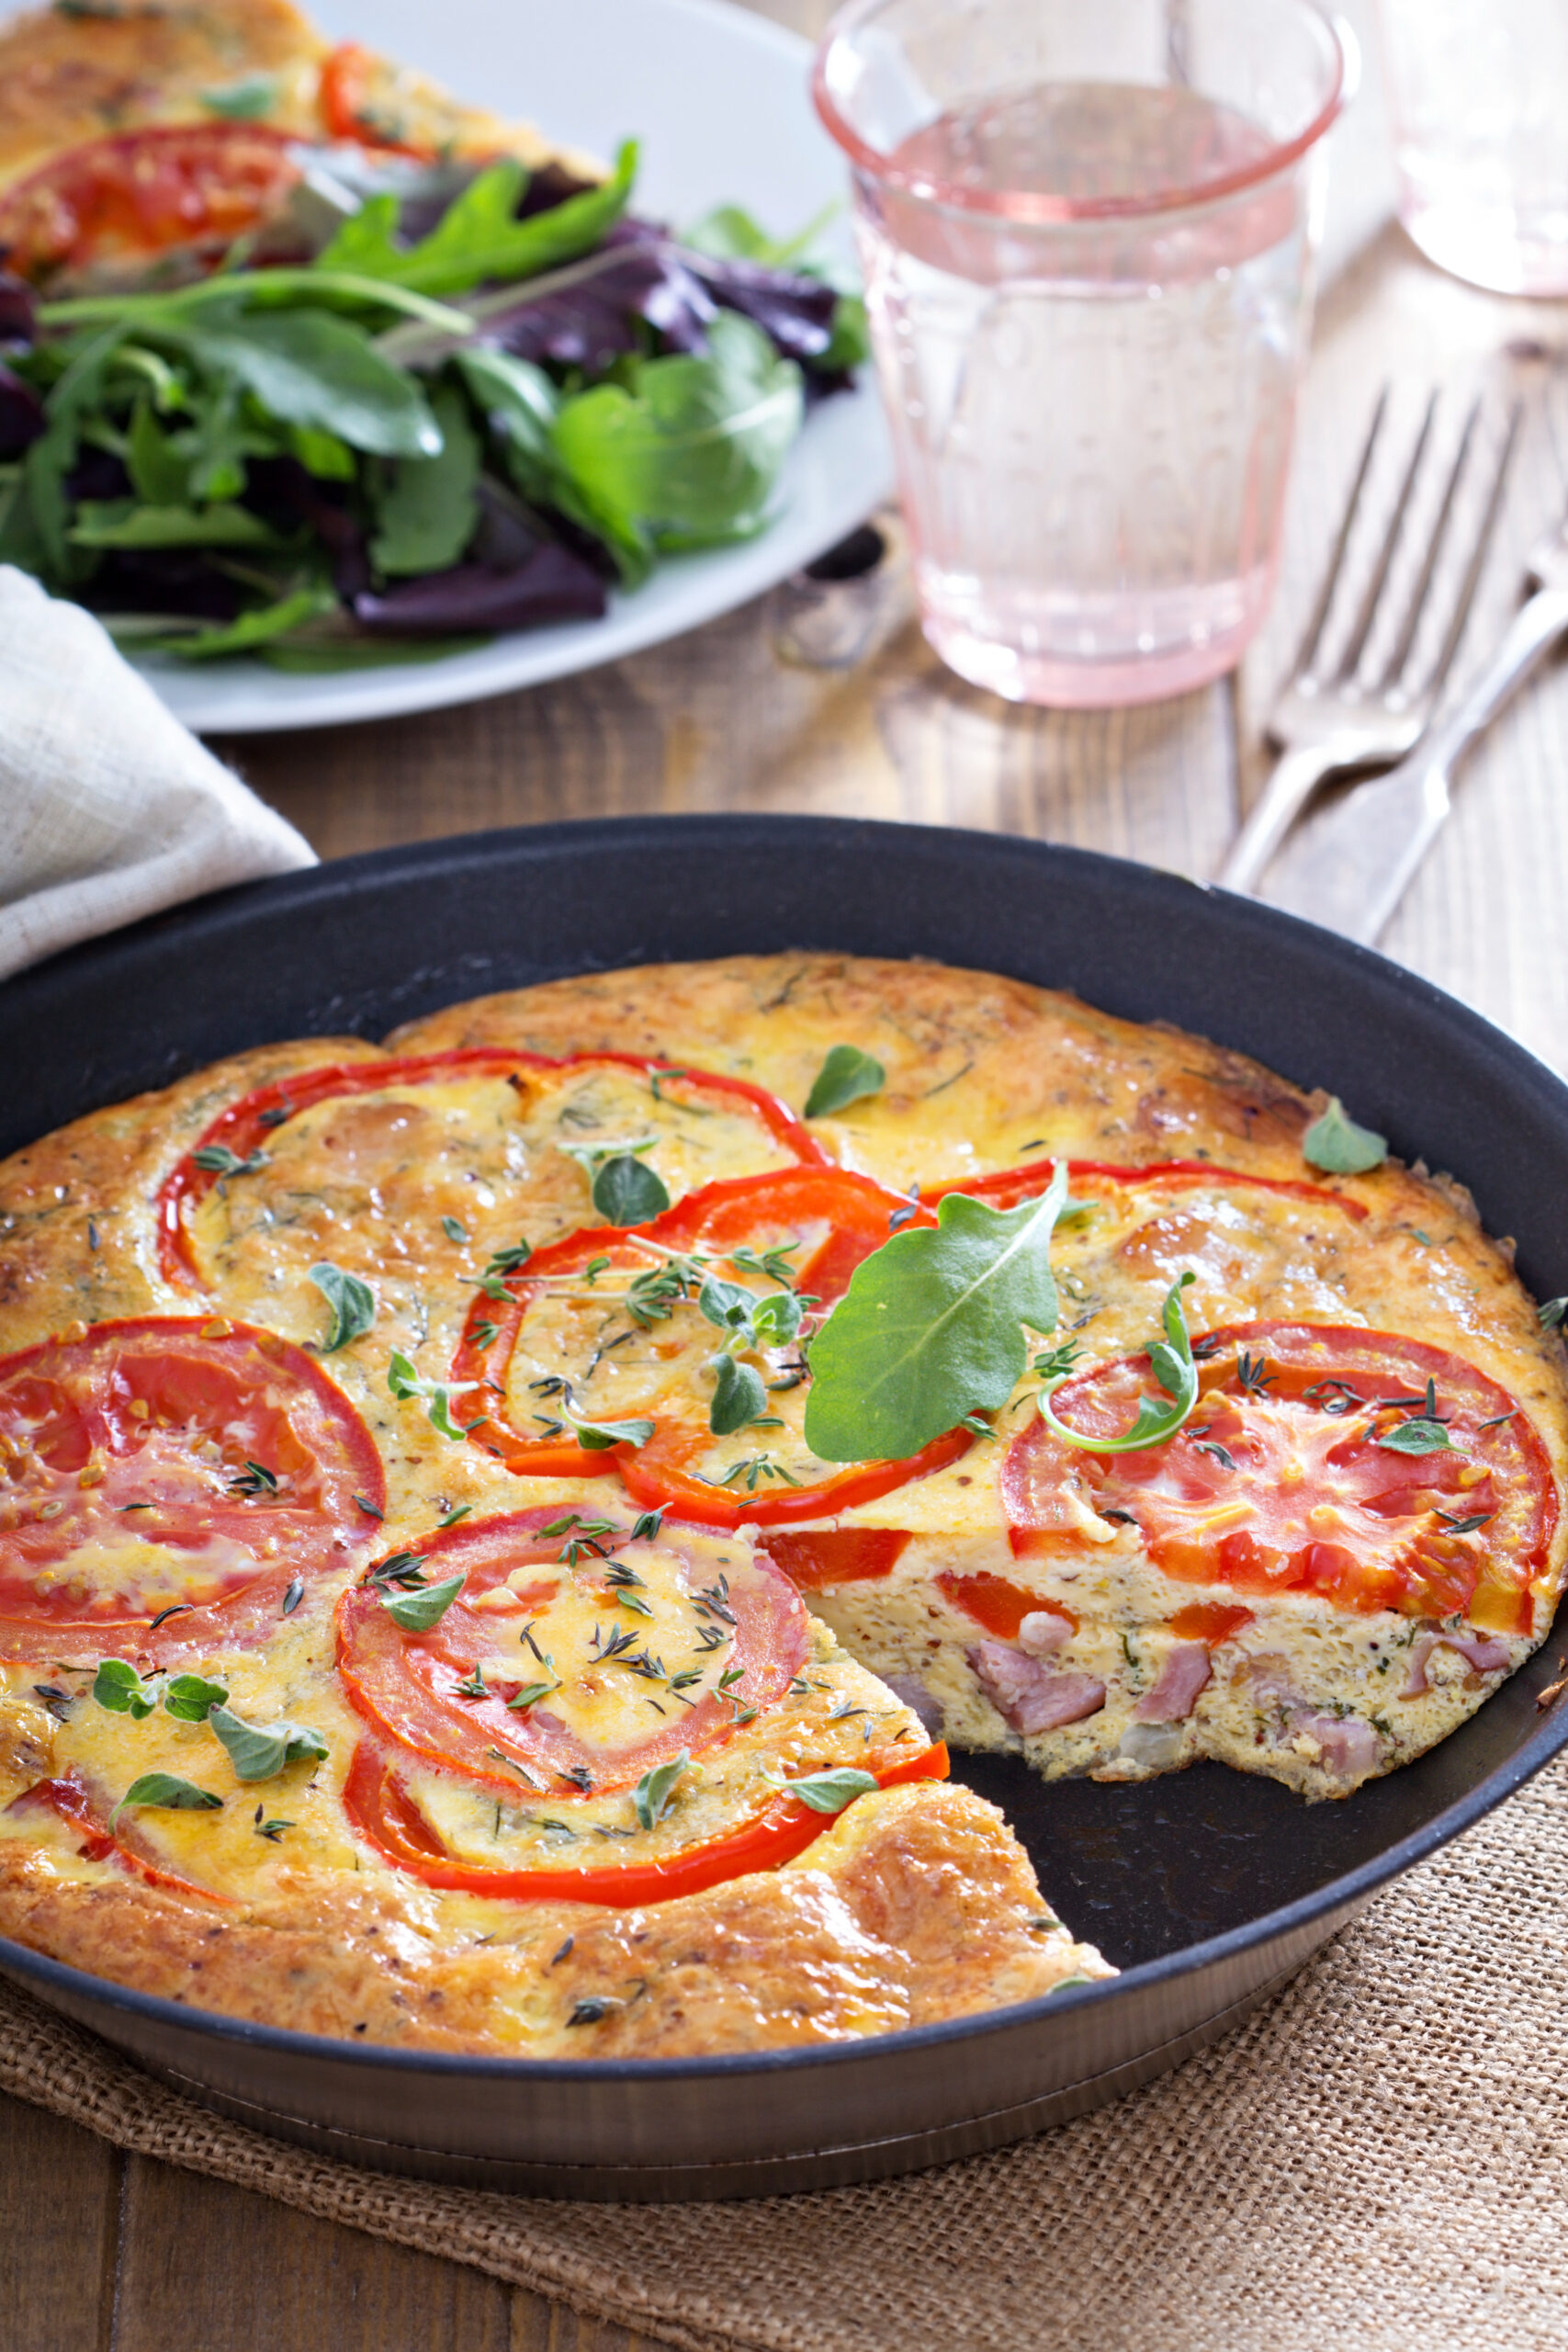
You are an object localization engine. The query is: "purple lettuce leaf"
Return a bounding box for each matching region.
[352,539,606,637]
[0,360,43,459]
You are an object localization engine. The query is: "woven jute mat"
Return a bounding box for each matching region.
[4,1760,1567,2352]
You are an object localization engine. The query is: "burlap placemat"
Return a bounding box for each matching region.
[4,1758,1566,2352]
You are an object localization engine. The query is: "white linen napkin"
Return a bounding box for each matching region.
[0,567,315,984]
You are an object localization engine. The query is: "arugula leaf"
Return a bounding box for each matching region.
[122,586,336,661]
[1303,1096,1387,1176]
[315,144,638,300]
[592,1153,671,1225]
[1539,1298,1567,1331]
[163,1673,229,1724]
[209,1703,329,1781]
[308,1261,376,1352]
[108,1773,221,1828]
[175,311,442,458]
[803,1163,1071,1463]
[387,1350,480,1441]
[369,379,479,575]
[710,1351,768,1437]
[1038,1275,1200,1455]
[126,400,190,503]
[68,499,286,549]
[551,312,802,566]
[682,201,840,270]
[451,345,562,507]
[804,1044,885,1119]
[764,1764,877,1815]
[92,1657,157,1719]
[380,1572,466,1632]
[634,1748,689,1831]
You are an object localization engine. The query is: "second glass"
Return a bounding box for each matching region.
[815,0,1354,707]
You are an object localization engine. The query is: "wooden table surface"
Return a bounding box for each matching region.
[6,2,1568,2341]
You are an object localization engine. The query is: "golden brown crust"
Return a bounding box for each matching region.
[0,1035,384,1348]
[388,954,1320,1188]
[0,0,324,188]
[0,1785,1103,2053]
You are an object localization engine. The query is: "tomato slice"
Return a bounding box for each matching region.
[454,1168,972,1524]
[0,1317,383,1659]
[341,1736,950,1905]
[157,1047,825,1286]
[321,41,437,156]
[761,1528,911,1589]
[1004,1321,1556,1634]
[0,124,300,281]
[337,1507,810,1795]
[6,1769,230,1905]
[928,1157,1369,1221]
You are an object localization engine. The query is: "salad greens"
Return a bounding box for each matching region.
[0,144,867,665]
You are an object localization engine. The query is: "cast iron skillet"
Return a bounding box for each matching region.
[3,815,1566,2201]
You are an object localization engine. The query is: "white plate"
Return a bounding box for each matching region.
[136,0,892,734]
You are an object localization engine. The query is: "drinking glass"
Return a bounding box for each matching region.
[1377,0,1568,297]
[814,0,1355,707]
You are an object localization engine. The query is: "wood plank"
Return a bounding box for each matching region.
[107,2148,682,2352]
[111,2151,515,2350]
[0,2086,122,2352]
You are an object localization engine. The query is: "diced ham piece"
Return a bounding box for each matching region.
[1401,1628,1512,1697]
[1243,1652,1382,1784]
[1133,1641,1212,1724]
[1294,1711,1382,1779]
[967,1641,1105,1735]
[1017,1610,1073,1657]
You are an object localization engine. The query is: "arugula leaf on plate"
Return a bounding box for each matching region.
[551,312,803,573]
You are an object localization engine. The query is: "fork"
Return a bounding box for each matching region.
[1259,492,1568,943]
[1216,389,1519,895]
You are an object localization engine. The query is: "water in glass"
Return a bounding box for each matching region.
[857,82,1315,705]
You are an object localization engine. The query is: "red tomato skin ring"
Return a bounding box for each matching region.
[341,1737,951,1905]
[0,1315,385,1659]
[1004,1319,1555,1634]
[451,1167,970,1523]
[0,122,300,279]
[335,1506,810,1795]
[6,1771,232,1905]
[156,1048,827,1284]
[927,1157,1370,1222]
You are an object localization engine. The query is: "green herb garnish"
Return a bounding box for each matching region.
[381,1574,466,1631]
[804,1045,886,1120]
[306,1261,376,1351]
[108,1773,221,1828]
[1302,1096,1387,1175]
[762,1764,877,1814]
[208,1705,328,1781]
[633,1748,689,1830]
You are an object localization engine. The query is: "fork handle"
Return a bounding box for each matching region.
[1215,742,1352,894]
[1406,582,1568,784]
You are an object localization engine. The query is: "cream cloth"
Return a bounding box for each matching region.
[0,568,314,982]
[3,1750,1567,2352]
